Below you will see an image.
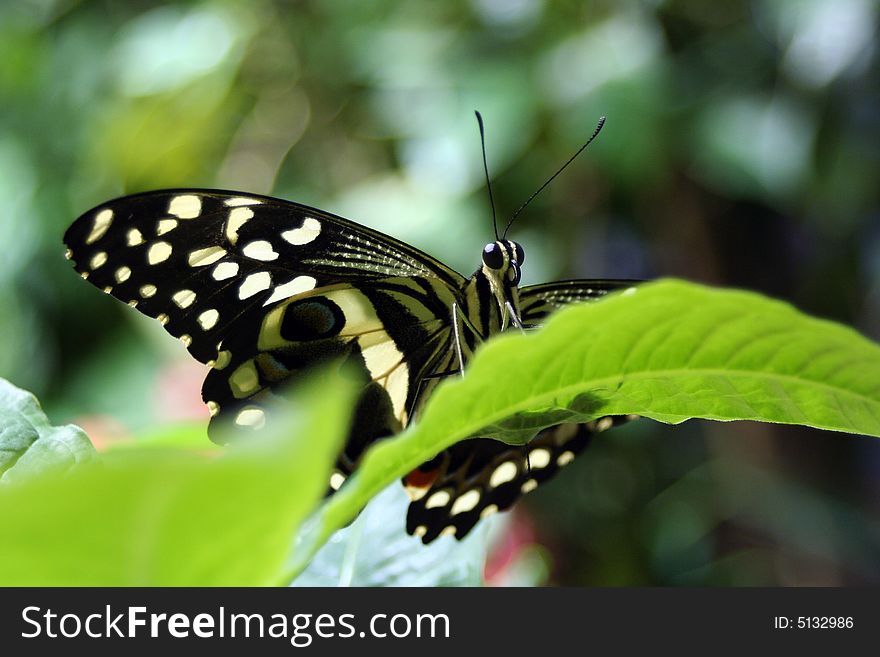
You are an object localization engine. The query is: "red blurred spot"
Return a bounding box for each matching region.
[483,510,537,586]
[74,415,132,451]
[404,467,439,489]
[154,360,209,421]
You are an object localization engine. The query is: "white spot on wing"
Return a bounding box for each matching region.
[139,284,157,298]
[282,217,321,245]
[235,407,265,429]
[127,228,144,246]
[557,451,576,466]
[156,218,178,235]
[239,271,272,299]
[263,275,317,306]
[172,289,196,309]
[529,448,551,469]
[86,209,114,244]
[224,197,262,207]
[489,461,518,488]
[115,266,131,283]
[425,490,451,509]
[225,207,253,245]
[188,246,226,267]
[89,252,107,269]
[329,472,346,490]
[198,308,219,330]
[521,479,538,494]
[147,241,173,265]
[242,240,278,261]
[212,261,239,280]
[450,489,481,516]
[168,194,201,219]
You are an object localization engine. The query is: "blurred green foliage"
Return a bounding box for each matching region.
[1,0,878,585]
[0,372,354,586]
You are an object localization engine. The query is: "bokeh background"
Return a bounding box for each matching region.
[2,0,879,585]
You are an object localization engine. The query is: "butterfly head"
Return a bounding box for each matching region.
[481,239,524,288]
[480,240,525,329]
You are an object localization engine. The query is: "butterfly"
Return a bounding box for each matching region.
[63,116,637,543]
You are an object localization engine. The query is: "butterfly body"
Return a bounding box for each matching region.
[64,189,635,543]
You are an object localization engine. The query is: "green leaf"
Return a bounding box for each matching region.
[0,375,355,586]
[0,378,95,483]
[288,279,880,575]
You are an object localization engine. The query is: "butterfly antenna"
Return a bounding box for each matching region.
[475,111,499,241]
[503,116,606,238]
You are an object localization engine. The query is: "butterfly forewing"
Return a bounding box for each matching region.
[64,190,465,364]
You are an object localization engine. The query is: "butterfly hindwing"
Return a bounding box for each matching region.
[519,279,637,326]
[200,276,459,449]
[404,417,632,543]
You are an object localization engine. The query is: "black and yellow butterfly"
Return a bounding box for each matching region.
[63,120,636,543]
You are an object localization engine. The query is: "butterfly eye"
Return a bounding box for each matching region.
[511,241,525,265]
[482,243,504,269]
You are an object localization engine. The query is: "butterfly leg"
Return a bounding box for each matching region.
[451,302,467,376]
[451,302,490,376]
[505,301,525,332]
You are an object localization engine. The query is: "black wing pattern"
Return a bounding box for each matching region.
[63,189,465,453]
[405,418,633,543]
[519,279,639,325]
